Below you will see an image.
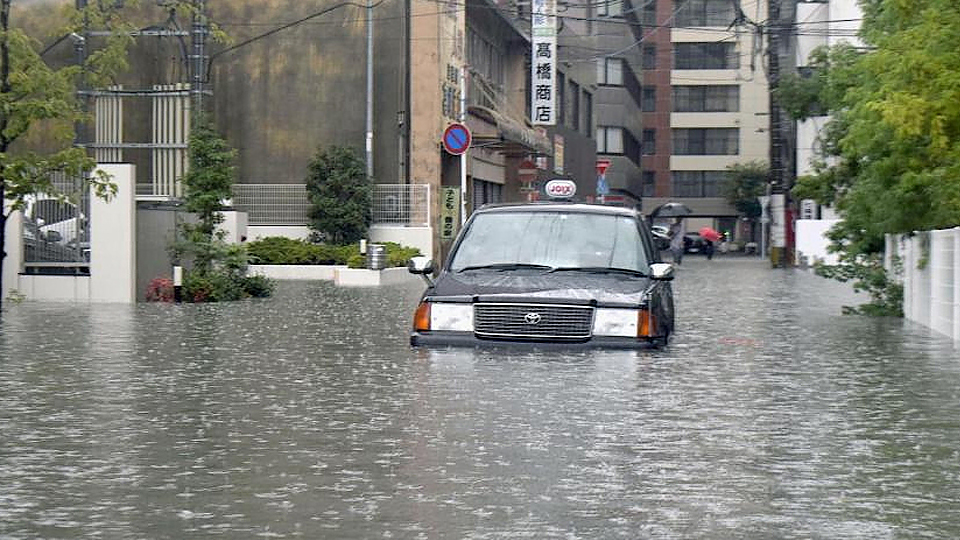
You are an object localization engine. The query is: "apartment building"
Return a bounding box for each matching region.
[640,0,774,238]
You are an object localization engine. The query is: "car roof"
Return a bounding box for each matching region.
[474,202,640,218]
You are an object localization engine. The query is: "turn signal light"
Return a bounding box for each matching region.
[414,302,431,331]
[637,309,653,337]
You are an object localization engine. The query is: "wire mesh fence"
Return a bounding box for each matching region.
[22,172,91,274]
[230,183,430,227]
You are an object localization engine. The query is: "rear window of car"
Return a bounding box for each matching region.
[450,211,649,272]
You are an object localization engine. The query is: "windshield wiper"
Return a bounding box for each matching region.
[456,263,554,273]
[549,266,649,277]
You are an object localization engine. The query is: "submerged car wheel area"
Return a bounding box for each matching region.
[409,203,675,349]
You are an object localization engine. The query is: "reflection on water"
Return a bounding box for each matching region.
[2,259,960,539]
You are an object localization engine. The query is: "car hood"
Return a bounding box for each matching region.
[427,270,653,306]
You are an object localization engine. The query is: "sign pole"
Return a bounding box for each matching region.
[459,65,468,225]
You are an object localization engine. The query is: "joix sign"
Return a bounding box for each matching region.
[531,0,557,126]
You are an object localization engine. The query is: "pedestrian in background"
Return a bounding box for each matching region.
[668,217,685,265]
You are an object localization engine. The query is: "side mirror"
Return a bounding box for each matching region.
[408,256,434,274]
[650,262,674,281]
[408,256,436,286]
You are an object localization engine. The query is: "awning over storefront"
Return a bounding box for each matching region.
[467,105,553,156]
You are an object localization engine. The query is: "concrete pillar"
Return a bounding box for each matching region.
[2,205,24,298]
[90,164,137,303]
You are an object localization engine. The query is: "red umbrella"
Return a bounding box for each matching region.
[699,226,722,242]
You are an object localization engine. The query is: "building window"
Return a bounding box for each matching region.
[642,87,656,112]
[597,57,624,85]
[641,0,656,26]
[466,28,504,87]
[642,129,656,155]
[472,178,503,211]
[674,43,739,70]
[643,45,657,70]
[583,91,593,136]
[672,85,740,112]
[675,0,737,27]
[672,128,739,155]
[671,170,728,197]
[597,0,622,17]
[642,171,656,197]
[597,126,624,154]
[570,81,580,131]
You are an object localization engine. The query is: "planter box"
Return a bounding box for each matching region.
[248,264,345,281]
[248,264,420,287]
[335,266,419,287]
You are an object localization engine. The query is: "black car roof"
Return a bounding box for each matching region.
[474,202,640,218]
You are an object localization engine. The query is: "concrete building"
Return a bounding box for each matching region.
[638,0,777,240]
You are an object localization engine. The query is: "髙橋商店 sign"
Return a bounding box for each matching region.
[531,0,556,126]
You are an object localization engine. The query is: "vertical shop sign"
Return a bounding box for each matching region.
[440,187,460,240]
[531,0,557,126]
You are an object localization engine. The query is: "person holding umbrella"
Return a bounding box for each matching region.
[699,226,722,260]
[668,217,686,265]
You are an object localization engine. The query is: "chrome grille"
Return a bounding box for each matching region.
[474,303,594,340]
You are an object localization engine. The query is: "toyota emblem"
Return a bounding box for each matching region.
[524,312,542,325]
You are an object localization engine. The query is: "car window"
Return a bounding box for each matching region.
[450,211,648,271]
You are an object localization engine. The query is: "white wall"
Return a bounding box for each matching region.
[888,229,960,341]
[369,225,434,260]
[90,164,137,303]
[2,202,24,299]
[796,219,840,267]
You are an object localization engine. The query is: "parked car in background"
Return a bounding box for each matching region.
[409,202,675,348]
[683,232,706,254]
[22,195,87,248]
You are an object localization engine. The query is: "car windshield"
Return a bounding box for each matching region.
[449,211,649,273]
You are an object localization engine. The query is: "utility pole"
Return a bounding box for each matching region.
[767,0,787,267]
[365,0,374,179]
[191,0,207,115]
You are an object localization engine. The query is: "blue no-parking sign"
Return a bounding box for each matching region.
[442,123,471,155]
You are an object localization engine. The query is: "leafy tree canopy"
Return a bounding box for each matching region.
[786,0,960,257]
[305,145,372,245]
[723,161,768,220]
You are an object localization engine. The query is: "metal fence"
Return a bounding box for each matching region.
[22,173,91,274]
[371,184,430,226]
[231,183,430,227]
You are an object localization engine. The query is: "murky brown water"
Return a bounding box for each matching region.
[2,257,959,539]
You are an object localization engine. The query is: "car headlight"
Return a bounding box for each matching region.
[413,302,473,332]
[593,308,653,338]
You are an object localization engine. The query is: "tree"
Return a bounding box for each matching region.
[781,0,960,315]
[167,115,274,302]
[723,161,768,220]
[305,145,372,245]
[177,116,237,273]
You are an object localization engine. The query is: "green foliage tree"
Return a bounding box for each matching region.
[169,115,274,302]
[305,145,372,245]
[780,0,960,316]
[723,161,768,220]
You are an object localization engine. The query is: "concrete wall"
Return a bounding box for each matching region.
[796,219,840,267]
[888,229,960,342]
[90,164,137,303]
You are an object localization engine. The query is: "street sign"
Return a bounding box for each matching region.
[442,123,471,155]
[596,159,610,176]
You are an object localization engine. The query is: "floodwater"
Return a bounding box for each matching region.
[2,257,960,539]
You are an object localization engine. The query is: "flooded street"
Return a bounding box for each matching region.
[2,257,960,539]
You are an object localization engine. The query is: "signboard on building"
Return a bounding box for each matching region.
[553,134,564,174]
[531,0,557,126]
[440,187,460,240]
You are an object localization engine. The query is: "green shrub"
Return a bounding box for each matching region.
[245,237,420,268]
